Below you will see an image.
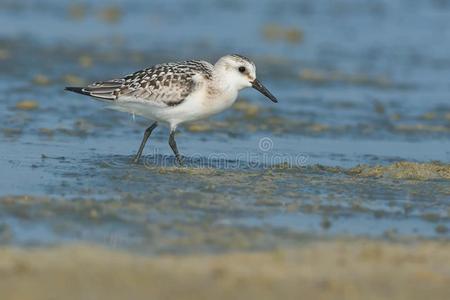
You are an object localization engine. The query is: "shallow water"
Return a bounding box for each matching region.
[0,0,449,252]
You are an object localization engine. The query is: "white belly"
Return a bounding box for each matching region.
[109,86,238,127]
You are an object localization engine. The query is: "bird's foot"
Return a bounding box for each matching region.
[131,155,141,164]
[175,155,184,167]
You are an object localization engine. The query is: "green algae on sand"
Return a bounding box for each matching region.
[348,161,450,180]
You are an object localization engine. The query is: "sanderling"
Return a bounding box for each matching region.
[65,54,278,165]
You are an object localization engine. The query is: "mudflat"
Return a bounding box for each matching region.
[1,240,449,300]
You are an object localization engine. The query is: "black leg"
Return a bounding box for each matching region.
[133,122,158,163]
[168,129,183,166]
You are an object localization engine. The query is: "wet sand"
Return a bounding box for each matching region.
[0,160,449,252]
[1,240,449,300]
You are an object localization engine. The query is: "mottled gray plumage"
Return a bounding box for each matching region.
[72,60,213,107]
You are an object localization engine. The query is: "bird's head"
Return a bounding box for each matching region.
[214,54,278,103]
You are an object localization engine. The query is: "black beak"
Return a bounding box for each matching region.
[251,79,278,103]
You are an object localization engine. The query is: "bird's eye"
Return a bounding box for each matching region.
[238,66,246,73]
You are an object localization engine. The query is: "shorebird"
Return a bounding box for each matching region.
[65,54,278,165]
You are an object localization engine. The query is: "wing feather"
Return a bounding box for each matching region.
[67,60,213,107]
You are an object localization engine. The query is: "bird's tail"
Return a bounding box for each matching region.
[65,81,121,101]
[65,87,90,96]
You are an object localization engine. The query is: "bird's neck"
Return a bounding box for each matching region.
[210,68,233,94]
[202,68,238,110]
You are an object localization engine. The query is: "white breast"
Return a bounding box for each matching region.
[108,74,239,128]
[164,83,238,126]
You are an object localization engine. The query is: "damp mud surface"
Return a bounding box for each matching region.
[1,240,450,300]
[0,1,450,297]
[0,160,449,252]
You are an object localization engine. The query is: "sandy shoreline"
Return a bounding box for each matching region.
[1,240,449,300]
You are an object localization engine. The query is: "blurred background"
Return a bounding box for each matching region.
[0,1,449,299]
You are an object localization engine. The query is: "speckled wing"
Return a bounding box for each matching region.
[74,60,213,107]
